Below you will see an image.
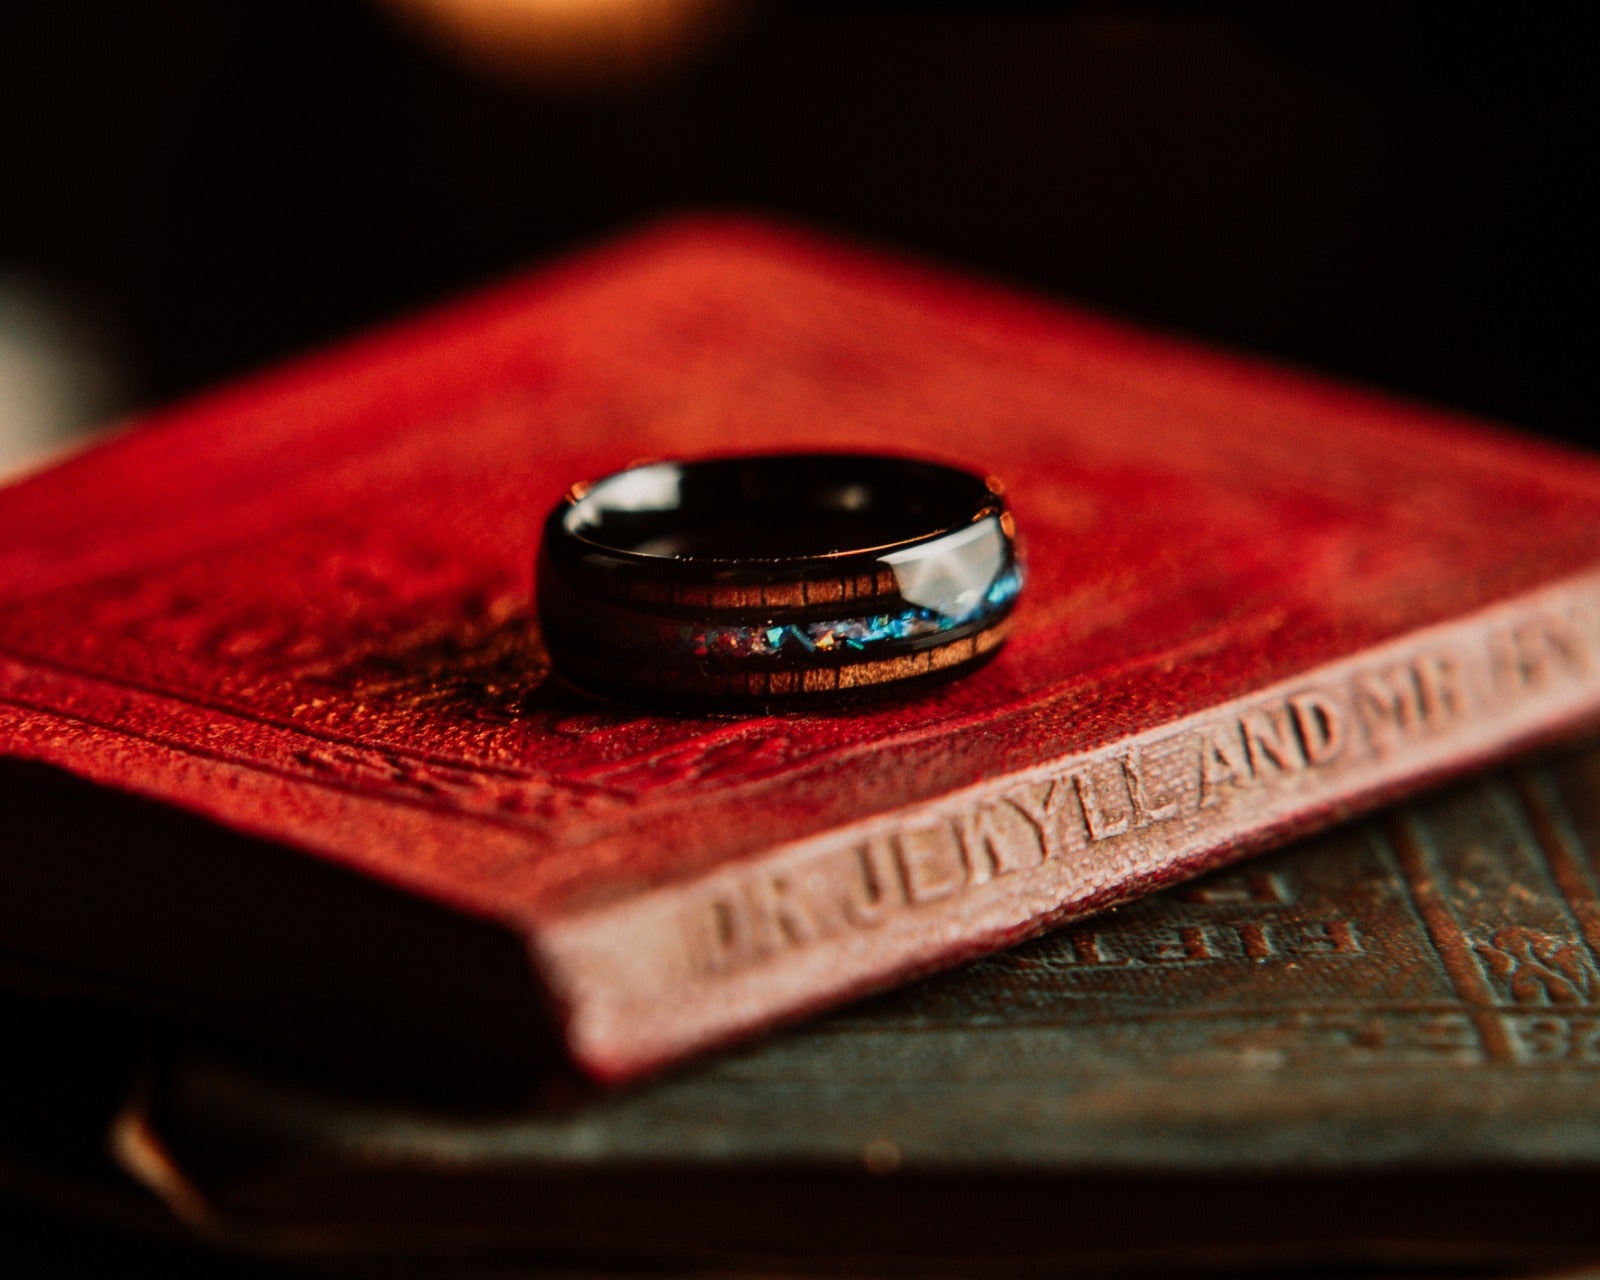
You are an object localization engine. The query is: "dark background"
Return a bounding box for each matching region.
[0,5,1595,1272]
[1,2,1592,446]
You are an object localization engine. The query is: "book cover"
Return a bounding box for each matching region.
[4,216,1600,1081]
[0,740,1584,1273]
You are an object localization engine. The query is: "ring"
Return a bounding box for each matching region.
[536,453,1022,710]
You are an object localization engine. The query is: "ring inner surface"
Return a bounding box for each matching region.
[566,456,990,562]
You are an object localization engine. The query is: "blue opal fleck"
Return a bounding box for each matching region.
[679,563,1024,662]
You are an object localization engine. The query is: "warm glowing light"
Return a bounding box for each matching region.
[378,0,745,91]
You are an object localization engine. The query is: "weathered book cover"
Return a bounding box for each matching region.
[89,740,1600,1273]
[5,216,1600,1081]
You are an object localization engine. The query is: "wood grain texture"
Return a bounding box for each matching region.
[4,215,1600,1079]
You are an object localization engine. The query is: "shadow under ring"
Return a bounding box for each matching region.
[536,453,1023,712]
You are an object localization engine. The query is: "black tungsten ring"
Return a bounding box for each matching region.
[535,453,1022,711]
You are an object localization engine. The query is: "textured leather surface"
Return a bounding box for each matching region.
[5,216,1600,1077]
[107,742,1600,1272]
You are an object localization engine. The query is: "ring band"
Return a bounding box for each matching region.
[536,453,1022,710]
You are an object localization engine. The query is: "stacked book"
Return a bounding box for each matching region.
[4,219,1600,1275]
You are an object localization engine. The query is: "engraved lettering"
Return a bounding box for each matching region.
[1150,925,1216,962]
[1486,615,1593,696]
[750,872,818,948]
[1121,745,1181,825]
[661,576,1600,987]
[895,824,964,902]
[1355,664,1428,742]
[1068,931,1111,965]
[957,800,1044,886]
[711,896,742,954]
[687,889,753,974]
[844,837,902,926]
[1508,1015,1568,1060]
[689,872,827,973]
[1003,777,1085,859]
[1198,721,1251,807]
[1505,1015,1600,1063]
[1180,869,1290,905]
[1074,765,1133,839]
[1241,703,1306,775]
[1536,612,1589,677]
[1412,651,1465,724]
[1405,1014,1483,1062]
[1490,624,1549,693]
[1290,690,1347,765]
[1291,919,1363,955]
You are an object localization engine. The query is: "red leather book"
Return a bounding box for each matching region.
[4,216,1600,1084]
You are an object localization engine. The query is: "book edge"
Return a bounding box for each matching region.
[535,564,1600,1081]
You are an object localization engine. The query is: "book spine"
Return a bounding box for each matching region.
[537,568,1600,1080]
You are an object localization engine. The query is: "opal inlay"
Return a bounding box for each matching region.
[683,564,1022,659]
